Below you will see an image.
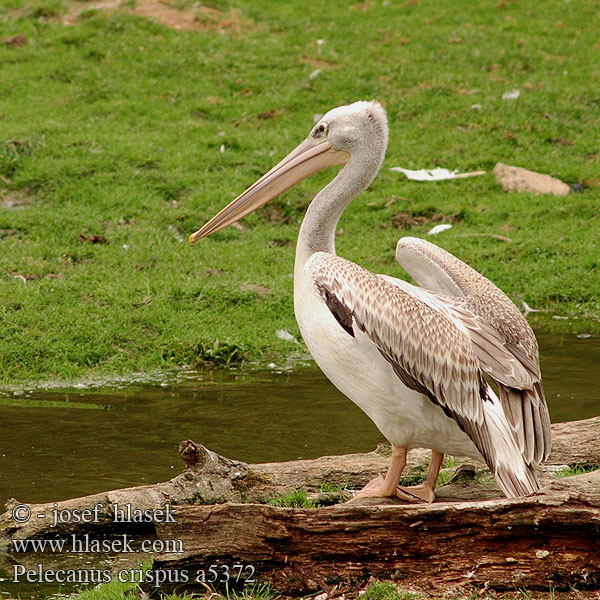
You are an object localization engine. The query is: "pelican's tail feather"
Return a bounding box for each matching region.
[483,384,540,498]
[498,383,552,465]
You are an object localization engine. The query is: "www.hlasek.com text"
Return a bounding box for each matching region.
[12,533,183,554]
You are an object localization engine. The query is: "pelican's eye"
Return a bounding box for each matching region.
[314,122,328,138]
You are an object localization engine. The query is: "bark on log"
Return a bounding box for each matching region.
[548,418,600,466]
[153,482,600,594]
[0,417,600,584]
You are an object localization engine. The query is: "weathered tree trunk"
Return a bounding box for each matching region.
[153,480,600,594]
[3,416,599,542]
[1,417,599,594]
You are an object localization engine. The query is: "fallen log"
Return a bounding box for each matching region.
[1,417,599,593]
[1,416,599,543]
[153,480,600,594]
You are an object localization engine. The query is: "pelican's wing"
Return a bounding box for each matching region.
[395,237,539,375]
[378,274,535,390]
[306,252,539,498]
[394,236,551,463]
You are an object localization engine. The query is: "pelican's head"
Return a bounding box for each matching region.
[189,101,388,243]
[313,101,388,158]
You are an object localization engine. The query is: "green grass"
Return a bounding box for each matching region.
[398,456,459,487]
[1,0,599,383]
[265,489,319,508]
[220,583,280,600]
[66,574,278,600]
[60,557,207,600]
[555,463,600,478]
[361,582,419,600]
[265,480,354,506]
[71,576,140,600]
[317,478,350,493]
[65,576,578,600]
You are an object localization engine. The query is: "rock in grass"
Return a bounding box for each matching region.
[493,162,571,196]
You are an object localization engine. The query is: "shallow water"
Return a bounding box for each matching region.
[0,325,598,597]
[0,328,599,508]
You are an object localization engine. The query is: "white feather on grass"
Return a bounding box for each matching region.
[502,89,521,101]
[521,301,542,316]
[390,167,485,181]
[427,224,453,235]
[276,329,299,344]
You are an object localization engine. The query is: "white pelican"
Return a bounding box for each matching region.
[190,101,551,502]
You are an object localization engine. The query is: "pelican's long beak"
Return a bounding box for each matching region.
[189,138,350,244]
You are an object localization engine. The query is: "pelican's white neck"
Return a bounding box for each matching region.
[294,148,385,271]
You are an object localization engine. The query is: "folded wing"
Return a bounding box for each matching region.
[394,237,551,465]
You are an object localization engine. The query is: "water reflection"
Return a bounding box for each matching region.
[0,328,598,511]
[537,329,600,422]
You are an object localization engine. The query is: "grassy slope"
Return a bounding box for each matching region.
[0,0,598,383]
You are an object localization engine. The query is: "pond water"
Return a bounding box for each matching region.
[0,323,598,598]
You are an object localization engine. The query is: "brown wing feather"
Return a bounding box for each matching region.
[395,237,551,463]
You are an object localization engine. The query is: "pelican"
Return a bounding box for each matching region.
[190,101,551,502]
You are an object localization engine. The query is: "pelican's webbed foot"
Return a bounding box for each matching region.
[348,445,426,503]
[349,448,444,504]
[396,482,436,503]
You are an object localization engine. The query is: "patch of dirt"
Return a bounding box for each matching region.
[23,273,42,281]
[299,56,339,69]
[202,268,227,276]
[78,233,108,244]
[391,211,462,229]
[63,0,255,33]
[258,108,278,120]
[2,35,28,47]
[0,229,21,238]
[261,204,291,225]
[352,2,372,12]
[268,239,291,248]
[1,189,35,210]
[241,283,273,296]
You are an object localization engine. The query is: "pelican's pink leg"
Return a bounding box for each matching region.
[397,450,444,503]
[351,445,418,501]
